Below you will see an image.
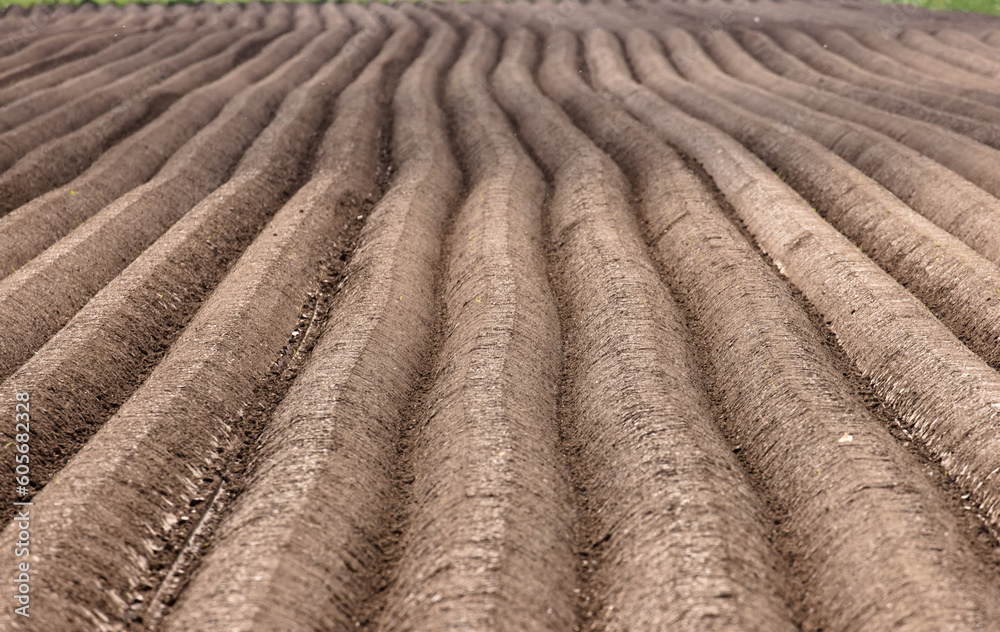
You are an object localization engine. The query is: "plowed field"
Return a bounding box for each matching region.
[5,0,1000,629]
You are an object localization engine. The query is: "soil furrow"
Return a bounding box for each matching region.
[934,28,1000,66]
[0,9,335,383]
[641,27,1000,267]
[0,6,279,215]
[0,13,294,252]
[631,0,994,32]
[0,17,226,127]
[749,27,1000,131]
[586,26,1000,568]
[0,3,173,78]
[553,27,1000,632]
[0,9,379,525]
[0,8,49,42]
[150,19,434,632]
[58,5,132,31]
[669,26,1000,231]
[0,14,416,632]
[624,29,1000,370]
[0,22,155,92]
[366,15,577,631]
[810,29,1000,110]
[0,8,272,168]
[0,8,284,265]
[714,28,1000,150]
[898,29,1000,80]
[982,29,1000,47]
[3,3,1000,629]
[493,25,793,632]
[0,17,130,68]
[848,27,1000,93]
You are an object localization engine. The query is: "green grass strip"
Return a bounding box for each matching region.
[880,0,1000,16]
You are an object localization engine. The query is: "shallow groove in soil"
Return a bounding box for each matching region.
[7,2,1000,631]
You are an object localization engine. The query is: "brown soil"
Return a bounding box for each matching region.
[5,2,1000,631]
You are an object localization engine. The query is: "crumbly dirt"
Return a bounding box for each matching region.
[5,2,1000,631]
